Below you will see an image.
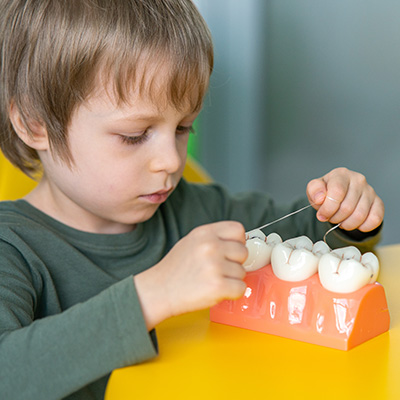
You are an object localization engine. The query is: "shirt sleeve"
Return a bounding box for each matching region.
[0,242,157,400]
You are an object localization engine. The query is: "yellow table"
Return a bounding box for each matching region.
[106,245,400,400]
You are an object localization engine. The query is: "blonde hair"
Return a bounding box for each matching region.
[0,0,213,175]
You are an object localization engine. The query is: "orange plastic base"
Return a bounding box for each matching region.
[210,264,390,350]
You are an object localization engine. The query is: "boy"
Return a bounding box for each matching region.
[0,1,383,399]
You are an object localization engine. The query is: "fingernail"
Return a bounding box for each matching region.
[318,213,328,222]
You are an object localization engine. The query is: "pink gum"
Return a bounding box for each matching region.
[210,264,390,350]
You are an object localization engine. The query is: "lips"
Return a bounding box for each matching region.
[141,187,173,204]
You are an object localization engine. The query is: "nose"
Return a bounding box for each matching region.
[149,133,183,174]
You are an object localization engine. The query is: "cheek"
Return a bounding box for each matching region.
[84,162,143,195]
[177,136,189,158]
[176,142,188,173]
[92,153,148,193]
[71,139,136,177]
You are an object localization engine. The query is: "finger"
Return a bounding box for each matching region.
[221,260,246,280]
[316,196,341,222]
[357,197,385,232]
[306,178,327,206]
[221,240,248,265]
[214,221,246,243]
[332,192,371,230]
[316,178,350,222]
[324,184,365,225]
[218,277,247,301]
[191,221,246,246]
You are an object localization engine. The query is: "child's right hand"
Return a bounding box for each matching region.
[134,221,248,330]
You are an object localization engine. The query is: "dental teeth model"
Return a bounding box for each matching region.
[243,230,282,272]
[210,233,390,350]
[244,232,380,293]
[271,236,330,282]
[318,246,379,293]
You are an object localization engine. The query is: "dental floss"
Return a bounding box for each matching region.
[247,203,316,233]
[323,223,341,244]
[326,196,340,203]
[247,203,342,243]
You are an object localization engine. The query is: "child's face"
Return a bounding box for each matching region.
[35,84,199,234]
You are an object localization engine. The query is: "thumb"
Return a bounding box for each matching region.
[306,178,327,206]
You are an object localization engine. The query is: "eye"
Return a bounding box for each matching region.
[117,125,195,145]
[118,130,150,146]
[176,125,195,135]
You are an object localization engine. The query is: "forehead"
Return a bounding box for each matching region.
[82,73,199,122]
[87,55,207,116]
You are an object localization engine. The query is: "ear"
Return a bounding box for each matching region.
[9,102,49,151]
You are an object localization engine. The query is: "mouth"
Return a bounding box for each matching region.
[140,187,174,204]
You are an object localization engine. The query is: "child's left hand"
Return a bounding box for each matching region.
[306,167,384,232]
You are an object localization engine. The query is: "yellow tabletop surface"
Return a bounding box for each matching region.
[106,244,400,400]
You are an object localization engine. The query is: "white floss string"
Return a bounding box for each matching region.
[248,203,315,233]
[323,223,341,244]
[247,203,342,244]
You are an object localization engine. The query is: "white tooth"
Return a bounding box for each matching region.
[271,235,323,281]
[331,246,361,260]
[313,240,331,257]
[318,246,380,293]
[361,252,380,283]
[243,230,282,272]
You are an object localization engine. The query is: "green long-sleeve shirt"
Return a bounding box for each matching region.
[0,179,381,399]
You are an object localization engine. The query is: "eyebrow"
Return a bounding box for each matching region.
[113,110,201,123]
[113,114,160,123]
